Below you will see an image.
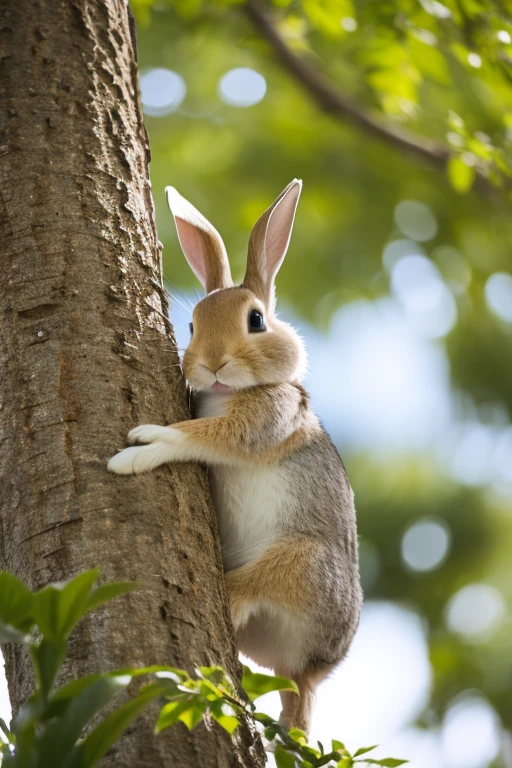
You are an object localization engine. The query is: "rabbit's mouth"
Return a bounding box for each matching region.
[211,382,232,394]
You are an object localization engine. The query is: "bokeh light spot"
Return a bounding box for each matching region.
[140,68,186,116]
[392,256,443,312]
[485,272,512,322]
[303,298,452,450]
[451,424,498,486]
[468,52,482,68]
[391,255,457,337]
[442,692,501,768]
[421,0,452,18]
[401,517,451,572]
[341,17,357,31]
[445,583,505,642]
[382,239,425,273]
[218,68,267,107]
[394,200,438,241]
[495,426,512,483]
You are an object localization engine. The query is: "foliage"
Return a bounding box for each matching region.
[132,0,512,192]
[0,570,405,768]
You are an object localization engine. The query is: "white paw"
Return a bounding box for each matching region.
[128,424,172,445]
[107,443,173,475]
[127,424,184,446]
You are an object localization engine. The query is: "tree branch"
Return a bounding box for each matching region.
[245,0,452,169]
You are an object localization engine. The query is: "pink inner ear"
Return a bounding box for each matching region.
[265,185,301,278]
[174,216,208,289]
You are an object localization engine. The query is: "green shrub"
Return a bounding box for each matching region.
[0,570,406,768]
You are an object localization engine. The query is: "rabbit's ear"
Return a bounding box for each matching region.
[244,179,302,309]
[166,187,233,294]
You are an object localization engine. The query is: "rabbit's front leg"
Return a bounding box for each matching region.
[107,417,232,475]
[107,425,187,475]
[108,415,248,476]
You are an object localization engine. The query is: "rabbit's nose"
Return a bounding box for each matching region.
[215,361,230,376]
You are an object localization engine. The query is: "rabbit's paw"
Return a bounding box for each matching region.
[127,424,173,445]
[108,442,171,475]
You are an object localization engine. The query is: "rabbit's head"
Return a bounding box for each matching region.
[166,180,307,393]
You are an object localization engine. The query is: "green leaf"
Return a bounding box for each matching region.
[275,746,297,768]
[37,675,131,767]
[303,0,354,37]
[52,665,183,705]
[288,727,308,743]
[241,666,298,701]
[31,571,133,645]
[51,673,110,704]
[33,569,99,641]
[318,752,343,767]
[338,758,354,768]
[332,740,346,752]
[196,665,229,686]
[354,745,378,756]
[301,744,324,761]
[84,581,137,614]
[31,640,67,698]
[209,698,240,734]
[154,667,187,683]
[0,572,34,632]
[7,718,37,767]
[363,760,408,767]
[50,569,100,637]
[155,698,195,732]
[252,711,274,726]
[447,155,476,194]
[264,723,280,741]
[33,585,61,640]
[0,718,13,745]
[70,683,164,768]
[211,710,239,734]
[177,698,208,730]
[408,37,449,84]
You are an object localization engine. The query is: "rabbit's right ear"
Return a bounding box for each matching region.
[166,187,233,294]
[243,179,302,311]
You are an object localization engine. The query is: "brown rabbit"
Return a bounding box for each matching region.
[108,180,362,734]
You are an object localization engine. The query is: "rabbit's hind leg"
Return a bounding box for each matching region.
[223,536,323,631]
[278,687,299,729]
[277,664,333,736]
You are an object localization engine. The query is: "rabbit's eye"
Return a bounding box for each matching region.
[189,322,194,336]
[248,309,266,333]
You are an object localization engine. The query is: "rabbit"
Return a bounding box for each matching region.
[108,180,363,735]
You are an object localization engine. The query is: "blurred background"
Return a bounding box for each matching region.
[2,0,512,765]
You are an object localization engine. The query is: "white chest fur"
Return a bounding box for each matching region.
[195,392,290,571]
[209,463,288,570]
[195,391,231,420]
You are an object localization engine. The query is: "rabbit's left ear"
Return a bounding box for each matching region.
[243,179,302,310]
[166,186,233,294]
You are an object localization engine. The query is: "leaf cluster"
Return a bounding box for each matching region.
[0,570,406,768]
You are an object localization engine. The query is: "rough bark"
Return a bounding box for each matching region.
[0,1,263,766]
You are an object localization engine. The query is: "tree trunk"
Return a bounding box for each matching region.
[0,1,263,765]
